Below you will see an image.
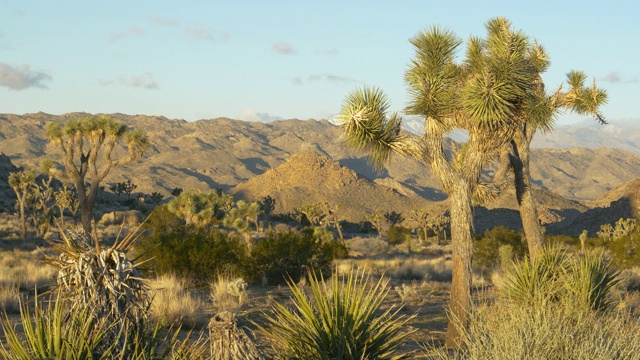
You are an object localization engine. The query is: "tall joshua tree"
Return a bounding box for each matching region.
[45,115,148,236]
[505,70,607,259]
[339,18,564,347]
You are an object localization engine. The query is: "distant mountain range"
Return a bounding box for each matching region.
[1,112,640,234]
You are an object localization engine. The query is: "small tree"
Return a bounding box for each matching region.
[45,115,148,237]
[384,211,404,227]
[54,184,79,227]
[367,209,384,239]
[120,180,137,198]
[8,170,36,239]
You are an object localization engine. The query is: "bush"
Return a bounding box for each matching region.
[500,246,620,312]
[243,228,337,285]
[474,226,527,274]
[257,269,414,359]
[135,224,247,286]
[426,298,640,360]
[386,225,412,245]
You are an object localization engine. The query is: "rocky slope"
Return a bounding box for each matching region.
[229,151,434,223]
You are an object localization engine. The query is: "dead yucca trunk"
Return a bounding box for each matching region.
[47,227,150,355]
[209,311,264,360]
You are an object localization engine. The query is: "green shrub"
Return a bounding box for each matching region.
[386,225,412,245]
[474,226,527,274]
[0,293,208,359]
[135,224,247,286]
[257,269,414,359]
[243,229,337,285]
[500,246,620,312]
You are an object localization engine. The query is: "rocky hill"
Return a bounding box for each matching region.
[229,151,434,223]
[550,179,640,236]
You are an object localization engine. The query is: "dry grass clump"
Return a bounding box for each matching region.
[425,300,640,359]
[0,248,57,291]
[0,283,20,314]
[344,236,392,257]
[210,273,249,312]
[336,255,453,282]
[149,274,207,328]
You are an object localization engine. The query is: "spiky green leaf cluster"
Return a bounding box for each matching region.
[257,269,415,359]
[501,246,620,311]
[338,87,407,171]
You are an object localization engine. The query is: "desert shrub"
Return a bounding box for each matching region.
[425,298,640,360]
[243,229,337,285]
[345,236,393,256]
[210,273,249,312]
[386,225,412,245]
[257,269,414,359]
[500,246,620,312]
[136,225,247,286]
[474,226,527,275]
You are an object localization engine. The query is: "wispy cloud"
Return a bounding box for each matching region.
[150,16,179,27]
[238,109,284,122]
[272,42,295,55]
[118,72,158,89]
[0,62,51,90]
[292,74,360,86]
[601,71,639,83]
[109,25,145,42]
[183,26,216,42]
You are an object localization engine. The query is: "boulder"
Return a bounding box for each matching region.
[99,210,144,226]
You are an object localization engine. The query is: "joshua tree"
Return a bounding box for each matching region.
[54,184,79,227]
[339,18,563,347]
[45,115,148,236]
[167,189,233,226]
[8,170,36,239]
[505,70,607,259]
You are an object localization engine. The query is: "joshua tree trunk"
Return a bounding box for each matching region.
[445,181,474,348]
[510,128,545,259]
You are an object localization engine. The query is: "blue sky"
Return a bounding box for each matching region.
[1,1,639,126]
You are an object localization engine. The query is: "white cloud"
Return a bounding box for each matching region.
[118,72,158,89]
[292,74,360,86]
[183,26,215,42]
[0,62,51,90]
[109,25,145,42]
[272,42,295,55]
[238,109,284,122]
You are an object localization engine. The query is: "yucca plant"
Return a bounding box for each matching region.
[500,246,565,305]
[500,246,621,312]
[257,269,415,360]
[44,227,150,356]
[0,293,210,360]
[563,251,621,311]
[0,293,114,359]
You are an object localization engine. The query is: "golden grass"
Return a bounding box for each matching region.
[0,248,57,291]
[149,274,207,329]
[425,300,640,359]
[0,283,20,313]
[336,255,453,282]
[210,273,249,312]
